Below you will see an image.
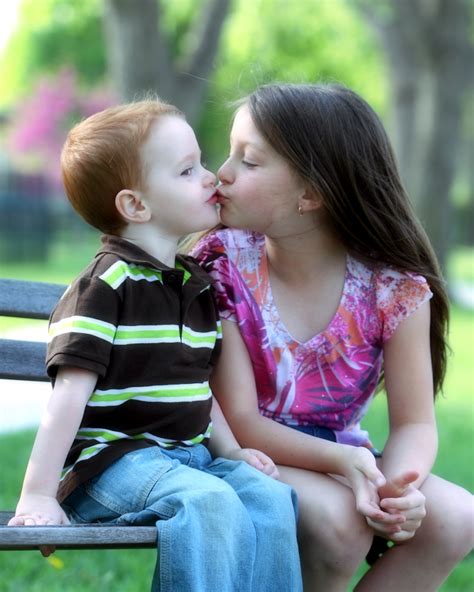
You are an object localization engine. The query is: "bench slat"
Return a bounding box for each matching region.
[0,279,66,320]
[0,512,156,550]
[0,526,156,550]
[0,339,48,381]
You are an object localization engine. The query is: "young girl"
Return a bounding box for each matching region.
[192,83,474,591]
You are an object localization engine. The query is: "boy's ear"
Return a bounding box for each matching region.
[115,189,151,223]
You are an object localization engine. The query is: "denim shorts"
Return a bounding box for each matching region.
[290,424,337,442]
[290,424,382,457]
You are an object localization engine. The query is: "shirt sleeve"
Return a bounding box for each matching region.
[191,232,238,322]
[46,276,120,379]
[375,267,433,343]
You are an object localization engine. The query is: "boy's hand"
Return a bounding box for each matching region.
[227,448,280,479]
[8,494,70,557]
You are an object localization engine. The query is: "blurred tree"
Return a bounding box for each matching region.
[102,0,231,124]
[354,0,473,271]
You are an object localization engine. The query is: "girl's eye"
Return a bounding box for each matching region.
[181,167,193,176]
[242,160,257,168]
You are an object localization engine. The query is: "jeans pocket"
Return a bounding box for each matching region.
[62,486,121,524]
[81,447,176,515]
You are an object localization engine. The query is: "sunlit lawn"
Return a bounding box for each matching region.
[0,241,472,591]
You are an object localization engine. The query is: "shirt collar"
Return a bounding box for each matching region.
[97,234,211,287]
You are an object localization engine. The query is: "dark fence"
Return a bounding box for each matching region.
[0,169,53,262]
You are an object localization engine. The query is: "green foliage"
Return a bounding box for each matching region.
[449,247,474,283]
[0,0,105,107]
[198,0,385,168]
[0,0,384,171]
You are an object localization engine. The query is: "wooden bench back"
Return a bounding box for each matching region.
[0,279,66,382]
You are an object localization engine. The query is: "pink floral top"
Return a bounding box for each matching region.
[192,228,432,447]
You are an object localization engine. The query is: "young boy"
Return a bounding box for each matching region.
[9,100,302,592]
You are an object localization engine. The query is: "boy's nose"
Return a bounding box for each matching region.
[204,168,216,187]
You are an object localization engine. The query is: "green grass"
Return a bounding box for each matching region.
[0,232,100,284]
[0,242,472,590]
[356,304,474,590]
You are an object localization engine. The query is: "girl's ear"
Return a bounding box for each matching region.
[298,190,324,214]
[115,189,151,224]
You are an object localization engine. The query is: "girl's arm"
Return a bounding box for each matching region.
[211,320,386,504]
[209,397,279,478]
[381,300,437,486]
[367,300,435,541]
[9,367,98,528]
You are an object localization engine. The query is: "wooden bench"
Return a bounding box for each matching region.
[0,278,156,551]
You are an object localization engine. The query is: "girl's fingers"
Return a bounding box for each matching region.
[379,470,419,499]
[380,493,426,513]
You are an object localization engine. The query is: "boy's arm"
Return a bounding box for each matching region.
[9,367,98,527]
[209,397,279,478]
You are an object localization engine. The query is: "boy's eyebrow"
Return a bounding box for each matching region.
[177,150,202,167]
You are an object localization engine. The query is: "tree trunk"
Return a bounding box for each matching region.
[355,0,472,271]
[103,0,231,125]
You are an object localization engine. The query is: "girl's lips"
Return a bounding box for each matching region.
[215,189,229,203]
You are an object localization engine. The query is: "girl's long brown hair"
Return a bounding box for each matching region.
[246,83,448,395]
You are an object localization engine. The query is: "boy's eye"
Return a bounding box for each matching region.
[181,167,193,176]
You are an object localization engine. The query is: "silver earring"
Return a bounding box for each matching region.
[298,205,304,216]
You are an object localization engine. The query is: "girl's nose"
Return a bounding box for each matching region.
[217,159,233,184]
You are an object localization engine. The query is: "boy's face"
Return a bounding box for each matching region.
[139,116,218,237]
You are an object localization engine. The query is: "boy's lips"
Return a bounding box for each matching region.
[206,191,218,205]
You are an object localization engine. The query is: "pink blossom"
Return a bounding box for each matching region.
[7,68,115,186]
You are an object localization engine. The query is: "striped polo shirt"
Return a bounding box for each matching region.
[47,235,222,502]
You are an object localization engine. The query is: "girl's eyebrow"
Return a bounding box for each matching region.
[229,136,266,154]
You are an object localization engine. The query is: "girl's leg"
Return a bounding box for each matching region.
[278,465,373,592]
[355,474,474,592]
[205,457,303,592]
[64,446,259,592]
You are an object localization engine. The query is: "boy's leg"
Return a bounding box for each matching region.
[63,446,258,592]
[205,457,303,592]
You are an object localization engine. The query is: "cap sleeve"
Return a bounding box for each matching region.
[375,268,432,342]
[191,232,237,322]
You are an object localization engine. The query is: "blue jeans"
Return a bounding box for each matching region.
[62,445,302,592]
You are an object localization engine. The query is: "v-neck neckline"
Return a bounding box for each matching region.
[259,238,350,347]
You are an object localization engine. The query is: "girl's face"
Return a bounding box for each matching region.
[217,106,307,235]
